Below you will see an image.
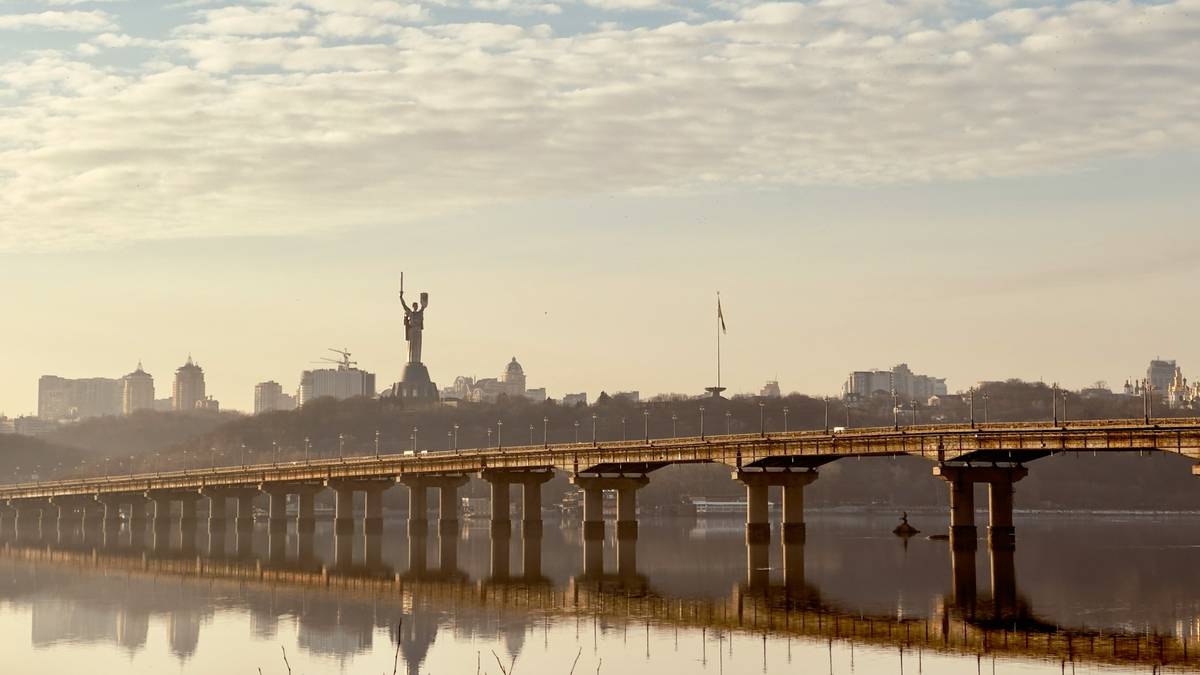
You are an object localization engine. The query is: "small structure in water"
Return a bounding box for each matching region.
[893,511,920,537]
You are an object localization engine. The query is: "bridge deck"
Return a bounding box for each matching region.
[4,419,1200,501]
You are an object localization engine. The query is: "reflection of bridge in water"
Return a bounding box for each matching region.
[0,519,1195,672]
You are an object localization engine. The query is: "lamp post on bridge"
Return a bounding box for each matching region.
[621,417,627,442]
[822,399,828,433]
[699,406,706,440]
[272,440,278,466]
[784,406,790,433]
[759,401,765,437]
[543,417,549,448]
[304,437,310,465]
[454,424,460,452]
[1061,390,1069,424]
[487,428,493,448]
[725,410,731,435]
[411,427,418,453]
[1052,383,1059,426]
[671,412,678,438]
[497,420,503,450]
[338,434,345,462]
[968,387,975,428]
[643,409,650,442]
[982,393,990,424]
[573,420,579,444]
[911,399,918,426]
[375,429,381,459]
[892,392,900,431]
[447,430,453,451]
[592,414,598,447]
[529,424,535,445]
[240,443,246,468]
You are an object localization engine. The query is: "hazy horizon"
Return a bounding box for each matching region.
[3,0,1198,414]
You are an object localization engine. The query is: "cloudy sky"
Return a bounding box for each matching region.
[1,0,1197,414]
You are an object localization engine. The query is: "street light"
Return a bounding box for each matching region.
[338,433,345,461]
[1061,390,1069,423]
[529,424,535,445]
[591,414,598,447]
[982,393,990,424]
[454,423,460,451]
[671,412,678,438]
[911,399,918,426]
[412,426,419,452]
[375,429,381,459]
[725,410,731,435]
[758,401,765,437]
[968,387,976,428]
[304,436,311,464]
[573,420,580,444]
[447,430,453,451]
[621,417,627,442]
[892,392,900,430]
[272,440,278,466]
[487,427,493,447]
[643,409,650,443]
[699,406,706,439]
[543,417,549,448]
[1052,383,1059,425]
[822,399,828,433]
[497,420,503,449]
[240,443,246,468]
[783,406,789,433]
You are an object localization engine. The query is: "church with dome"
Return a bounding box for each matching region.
[441,357,547,403]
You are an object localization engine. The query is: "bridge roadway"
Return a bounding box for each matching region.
[4,419,1200,553]
[0,529,1193,671]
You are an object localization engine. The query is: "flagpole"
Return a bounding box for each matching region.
[716,291,721,391]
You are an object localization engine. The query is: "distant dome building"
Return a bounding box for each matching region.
[122,362,155,415]
[172,355,206,411]
[502,357,526,397]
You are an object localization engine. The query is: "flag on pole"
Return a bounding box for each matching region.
[717,294,726,333]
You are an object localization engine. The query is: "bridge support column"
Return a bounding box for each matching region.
[933,465,1027,552]
[96,495,122,533]
[290,485,322,534]
[207,494,227,533]
[521,472,553,538]
[152,495,173,535]
[0,505,15,538]
[437,477,468,536]
[581,486,604,541]
[14,502,47,541]
[488,477,510,538]
[402,479,428,537]
[735,469,819,546]
[266,489,289,534]
[333,485,355,536]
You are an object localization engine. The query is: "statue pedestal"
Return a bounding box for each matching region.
[391,362,439,404]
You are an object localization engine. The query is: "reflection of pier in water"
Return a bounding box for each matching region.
[0,524,1193,671]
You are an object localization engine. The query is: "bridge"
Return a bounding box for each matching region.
[3,419,1200,555]
[0,527,1194,671]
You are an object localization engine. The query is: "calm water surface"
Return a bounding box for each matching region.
[2,511,1200,674]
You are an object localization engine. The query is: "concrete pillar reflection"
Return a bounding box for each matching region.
[296,489,317,534]
[583,535,603,578]
[951,546,977,613]
[988,479,1016,549]
[296,530,315,564]
[522,532,542,579]
[408,531,428,574]
[783,542,805,597]
[438,529,457,572]
[617,531,637,578]
[948,478,976,551]
[267,526,286,562]
[990,545,1017,618]
[235,492,256,534]
[208,526,226,558]
[335,530,354,570]
[746,540,769,590]
[208,495,227,534]
[408,482,428,537]
[616,487,638,539]
[490,530,511,579]
[153,497,173,538]
[364,532,383,568]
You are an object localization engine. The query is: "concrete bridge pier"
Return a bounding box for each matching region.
[295,485,323,534]
[333,484,355,536]
[409,530,429,574]
[435,476,469,536]
[365,532,383,568]
[335,529,354,570]
[14,502,46,542]
[438,529,457,572]
[990,545,1018,618]
[328,480,393,536]
[522,530,543,579]
[0,504,15,538]
[583,535,604,578]
[933,465,1028,551]
[268,526,286,562]
[401,478,429,538]
[572,474,650,542]
[363,484,388,535]
[951,546,977,612]
[735,469,819,545]
[747,540,770,590]
[783,542,805,597]
[263,487,290,535]
[482,469,555,540]
[490,529,511,579]
[296,529,315,563]
[207,494,227,533]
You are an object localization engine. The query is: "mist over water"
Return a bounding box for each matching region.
[2,511,1198,674]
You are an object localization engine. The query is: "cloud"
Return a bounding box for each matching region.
[1,0,1199,250]
[0,10,116,31]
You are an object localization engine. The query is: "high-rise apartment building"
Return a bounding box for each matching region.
[37,375,122,420]
[253,381,295,414]
[1147,359,1177,395]
[298,366,375,406]
[172,356,206,411]
[843,363,947,400]
[122,362,155,415]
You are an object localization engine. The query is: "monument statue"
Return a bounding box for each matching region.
[400,284,428,365]
[391,274,439,404]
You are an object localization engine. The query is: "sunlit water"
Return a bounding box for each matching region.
[2,511,1200,674]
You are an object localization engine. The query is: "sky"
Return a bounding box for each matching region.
[0,0,1198,414]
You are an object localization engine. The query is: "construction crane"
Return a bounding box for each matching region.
[312,348,357,370]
